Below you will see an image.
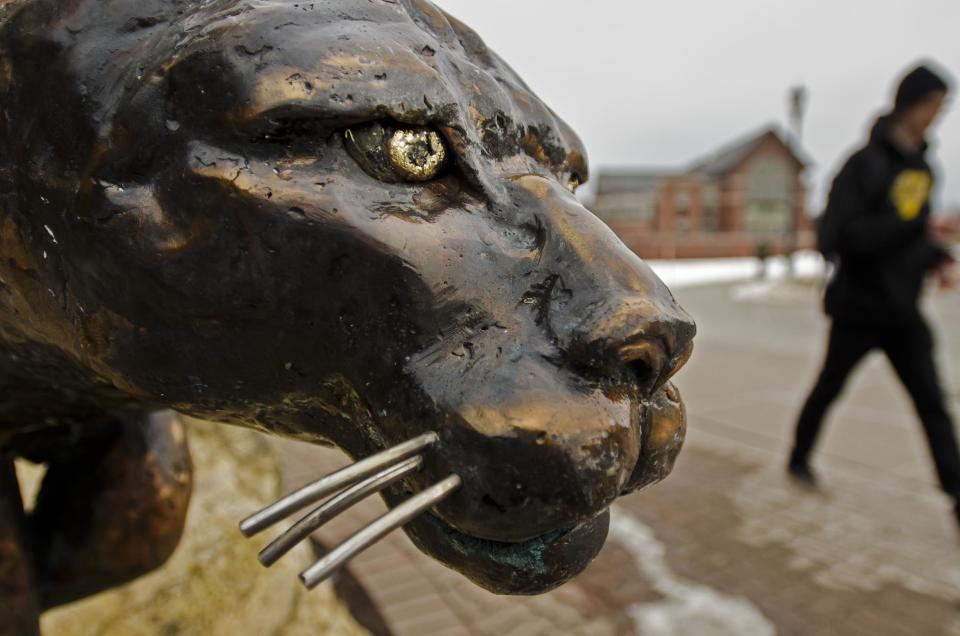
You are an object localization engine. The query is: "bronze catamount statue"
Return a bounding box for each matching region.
[0,0,695,631]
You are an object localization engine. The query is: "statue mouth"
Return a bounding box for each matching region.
[239,381,685,595]
[399,383,685,595]
[235,429,609,595]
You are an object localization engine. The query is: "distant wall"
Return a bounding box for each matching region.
[601,224,816,260]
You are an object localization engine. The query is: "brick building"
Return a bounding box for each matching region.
[590,126,813,259]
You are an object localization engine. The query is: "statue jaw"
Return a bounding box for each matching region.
[393,381,686,595]
[236,375,685,595]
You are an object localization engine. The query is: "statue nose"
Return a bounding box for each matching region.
[620,337,695,398]
[578,295,696,397]
[508,175,696,395]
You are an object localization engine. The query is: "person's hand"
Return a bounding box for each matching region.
[937,260,959,291]
[928,215,958,242]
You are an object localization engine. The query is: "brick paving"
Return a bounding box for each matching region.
[276,280,960,635]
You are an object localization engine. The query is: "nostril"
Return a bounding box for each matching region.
[629,359,657,391]
[617,340,664,367]
[618,339,667,395]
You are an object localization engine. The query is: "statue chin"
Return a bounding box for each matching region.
[401,507,610,595]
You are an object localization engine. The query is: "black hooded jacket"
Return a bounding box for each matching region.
[817,116,950,325]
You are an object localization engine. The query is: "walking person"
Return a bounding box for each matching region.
[788,63,960,522]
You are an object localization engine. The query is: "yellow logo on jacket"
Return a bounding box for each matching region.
[890,170,932,221]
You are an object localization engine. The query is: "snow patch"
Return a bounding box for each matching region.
[647,251,826,289]
[609,506,777,636]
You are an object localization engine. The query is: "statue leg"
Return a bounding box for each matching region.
[0,457,41,636]
[28,411,193,610]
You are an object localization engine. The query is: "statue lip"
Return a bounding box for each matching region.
[401,501,611,595]
[420,508,578,550]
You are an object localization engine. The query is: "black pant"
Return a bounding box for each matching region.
[792,319,960,502]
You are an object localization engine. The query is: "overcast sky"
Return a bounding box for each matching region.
[435,0,960,212]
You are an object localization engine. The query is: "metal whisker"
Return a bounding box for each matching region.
[258,455,423,567]
[240,432,460,590]
[299,474,462,589]
[239,432,438,538]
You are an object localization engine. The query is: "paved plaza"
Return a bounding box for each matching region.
[279,279,960,635]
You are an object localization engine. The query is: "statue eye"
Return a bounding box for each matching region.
[386,128,447,181]
[344,122,448,183]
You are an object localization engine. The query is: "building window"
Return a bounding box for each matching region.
[674,189,691,232]
[592,191,656,222]
[744,156,794,233]
[745,202,792,234]
[702,182,720,232]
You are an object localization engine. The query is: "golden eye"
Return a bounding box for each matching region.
[566,175,581,193]
[386,128,447,181]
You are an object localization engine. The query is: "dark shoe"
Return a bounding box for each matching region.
[787,460,819,489]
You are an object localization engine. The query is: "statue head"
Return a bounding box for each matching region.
[0,0,694,593]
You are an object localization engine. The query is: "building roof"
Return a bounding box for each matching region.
[690,125,810,176]
[593,125,812,196]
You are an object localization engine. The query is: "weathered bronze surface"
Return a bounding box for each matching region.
[0,0,695,627]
